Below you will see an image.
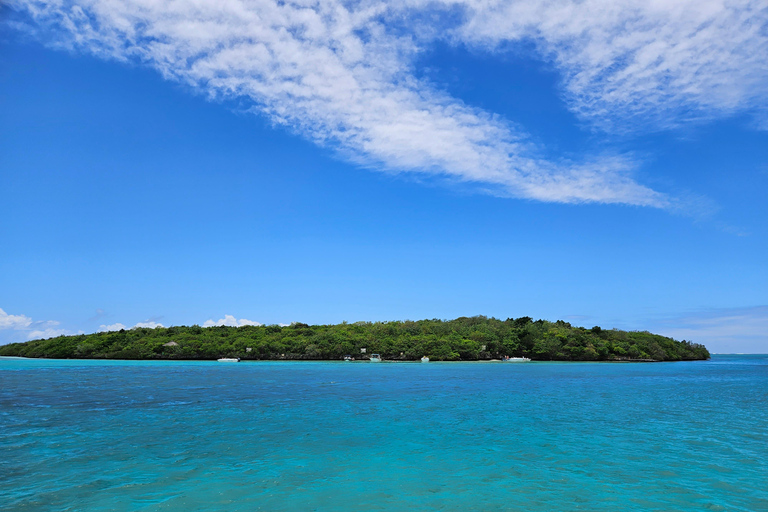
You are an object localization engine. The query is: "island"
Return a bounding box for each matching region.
[0,316,709,361]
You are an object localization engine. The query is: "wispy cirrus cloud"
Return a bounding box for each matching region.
[652,306,768,353]
[452,0,768,132]
[6,0,767,206]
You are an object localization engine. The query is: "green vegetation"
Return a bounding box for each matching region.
[0,316,709,361]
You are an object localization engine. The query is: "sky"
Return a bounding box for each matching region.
[1,0,766,353]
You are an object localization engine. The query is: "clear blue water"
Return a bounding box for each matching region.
[1,356,766,511]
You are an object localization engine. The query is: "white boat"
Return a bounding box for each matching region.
[502,356,531,362]
[369,354,381,362]
[421,356,429,363]
[217,358,240,362]
[343,355,353,361]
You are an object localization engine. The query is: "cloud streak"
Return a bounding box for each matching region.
[7,0,767,206]
[452,0,768,132]
[653,306,768,353]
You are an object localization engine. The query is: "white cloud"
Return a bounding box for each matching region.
[8,1,767,206]
[0,307,33,330]
[132,321,165,329]
[653,306,768,354]
[1,308,168,343]
[450,0,768,132]
[0,307,80,344]
[203,315,262,327]
[6,0,707,207]
[99,320,164,330]
[99,322,127,332]
[28,327,83,340]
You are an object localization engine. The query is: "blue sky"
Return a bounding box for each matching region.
[1,0,767,352]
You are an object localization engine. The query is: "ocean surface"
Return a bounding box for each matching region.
[1,356,766,511]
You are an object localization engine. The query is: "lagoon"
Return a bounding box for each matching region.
[1,356,766,511]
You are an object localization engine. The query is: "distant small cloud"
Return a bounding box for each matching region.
[88,308,109,321]
[99,323,128,332]
[133,321,165,329]
[99,320,164,331]
[203,315,261,327]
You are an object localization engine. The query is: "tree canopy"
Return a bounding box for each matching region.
[0,316,710,361]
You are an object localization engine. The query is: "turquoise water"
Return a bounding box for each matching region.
[1,356,766,511]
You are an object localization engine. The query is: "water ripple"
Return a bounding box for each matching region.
[0,356,766,511]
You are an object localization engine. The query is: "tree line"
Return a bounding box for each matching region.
[0,316,710,361]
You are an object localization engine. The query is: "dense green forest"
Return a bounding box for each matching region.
[0,316,709,361]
